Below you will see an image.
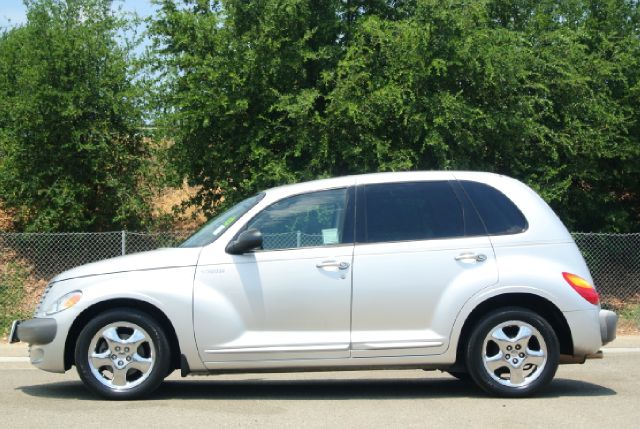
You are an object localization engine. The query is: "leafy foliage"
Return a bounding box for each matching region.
[150,0,639,232]
[0,260,29,335]
[0,0,152,231]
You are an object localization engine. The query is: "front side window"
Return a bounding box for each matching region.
[245,188,349,251]
[180,193,265,247]
[362,181,470,243]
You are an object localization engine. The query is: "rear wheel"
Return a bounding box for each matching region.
[466,307,559,397]
[74,308,171,400]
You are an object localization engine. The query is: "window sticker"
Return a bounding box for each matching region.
[213,225,226,236]
[322,228,339,245]
[223,216,237,227]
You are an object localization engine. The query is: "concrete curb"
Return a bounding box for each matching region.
[602,348,640,354]
[0,357,30,363]
[602,335,640,348]
[0,343,29,357]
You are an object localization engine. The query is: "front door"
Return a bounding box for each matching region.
[194,187,354,364]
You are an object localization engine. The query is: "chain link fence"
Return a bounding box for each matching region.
[572,233,640,306]
[2,231,639,336]
[262,232,325,249]
[0,231,189,334]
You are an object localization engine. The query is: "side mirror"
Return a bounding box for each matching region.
[226,229,263,255]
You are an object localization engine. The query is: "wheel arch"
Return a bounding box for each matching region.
[454,293,573,369]
[64,298,181,372]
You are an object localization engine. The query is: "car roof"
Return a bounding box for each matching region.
[264,171,507,199]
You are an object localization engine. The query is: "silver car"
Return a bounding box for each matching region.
[10,172,617,399]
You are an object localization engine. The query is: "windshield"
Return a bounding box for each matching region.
[180,193,265,248]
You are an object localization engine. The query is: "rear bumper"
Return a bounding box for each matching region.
[561,310,617,364]
[563,307,618,358]
[599,309,618,345]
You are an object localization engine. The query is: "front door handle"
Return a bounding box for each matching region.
[455,253,487,262]
[316,260,350,270]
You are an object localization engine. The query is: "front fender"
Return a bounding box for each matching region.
[54,267,205,372]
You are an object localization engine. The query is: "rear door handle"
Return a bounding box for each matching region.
[316,260,350,270]
[455,253,487,262]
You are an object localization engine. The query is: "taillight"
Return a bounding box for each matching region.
[562,272,599,305]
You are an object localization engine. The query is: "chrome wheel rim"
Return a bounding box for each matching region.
[88,322,155,391]
[482,320,547,388]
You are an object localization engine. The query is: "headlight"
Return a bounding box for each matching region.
[44,291,83,315]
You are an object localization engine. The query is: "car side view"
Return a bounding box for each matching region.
[9,171,617,399]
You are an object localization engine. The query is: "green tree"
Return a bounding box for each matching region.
[151,0,639,231]
[0,0,151,231]
[328,0,640,231]
[150,0,339,214]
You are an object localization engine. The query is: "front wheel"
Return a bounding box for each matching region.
[74,308,171,400]
[465,307,559,397]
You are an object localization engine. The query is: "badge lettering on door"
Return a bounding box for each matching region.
[202,268,225,274]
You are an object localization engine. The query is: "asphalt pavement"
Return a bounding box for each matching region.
[1,337,639,428]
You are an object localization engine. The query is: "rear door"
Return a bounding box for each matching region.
[351,180,499,357]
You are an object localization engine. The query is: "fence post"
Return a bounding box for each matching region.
[121,230,126,256]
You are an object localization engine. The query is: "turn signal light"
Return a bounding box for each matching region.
[44,290,83,315]
[562,272,599,305]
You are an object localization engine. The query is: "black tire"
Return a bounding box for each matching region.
[74,308,171,400]
[465,307,559,397]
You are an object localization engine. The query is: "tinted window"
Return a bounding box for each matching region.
[246,188,348,250]
[363,181,470,243]
[460,181,528,235]
[452,181,487,236]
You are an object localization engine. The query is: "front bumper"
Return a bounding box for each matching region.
[599,309,618,345]
[10,313,71,373]
[9,318,57,345]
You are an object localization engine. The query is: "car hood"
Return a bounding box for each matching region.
[51,247,202,282]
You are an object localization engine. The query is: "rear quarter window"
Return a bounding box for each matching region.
[460,180,528,235]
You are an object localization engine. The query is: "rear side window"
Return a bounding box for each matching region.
[460,181,528,235]
[362,181,480,243]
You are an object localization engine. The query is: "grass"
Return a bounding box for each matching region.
[0,260,29,338]
[617,303,640,335]
[602,294,640,335]
[0,251,47,340]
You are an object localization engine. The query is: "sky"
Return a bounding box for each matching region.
[0,0,158,29]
